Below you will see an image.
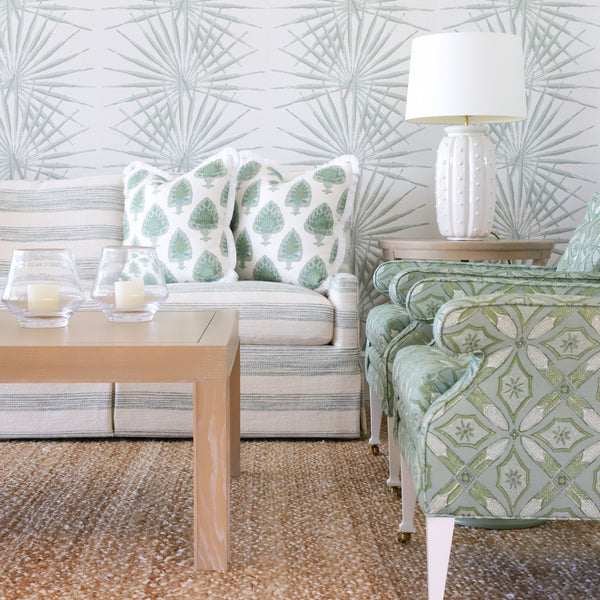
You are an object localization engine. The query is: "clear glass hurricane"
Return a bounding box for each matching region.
[91,246,168,322]
[1,248,85,328]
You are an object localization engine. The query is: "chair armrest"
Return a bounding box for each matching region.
[373,260,426,295]
[409,292,600,519]
[328,272,359,348]
[434,292,600,355]
[403,275,600,323]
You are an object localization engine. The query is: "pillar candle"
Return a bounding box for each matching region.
[27,283,60,313]
[114,280,145,309]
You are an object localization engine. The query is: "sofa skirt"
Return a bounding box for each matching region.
[114,345,362,438]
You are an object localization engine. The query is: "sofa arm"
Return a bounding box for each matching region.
[328,272,359,348]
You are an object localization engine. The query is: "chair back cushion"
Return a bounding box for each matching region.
[557,192,600,272]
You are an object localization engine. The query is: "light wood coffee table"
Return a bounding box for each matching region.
[0,309,240,571]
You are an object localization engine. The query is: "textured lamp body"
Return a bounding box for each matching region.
[435,126,496,240]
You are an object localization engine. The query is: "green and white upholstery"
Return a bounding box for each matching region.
[391,291,600,600]
[0,172,362,439]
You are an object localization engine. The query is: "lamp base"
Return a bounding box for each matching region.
[435,125,496,240]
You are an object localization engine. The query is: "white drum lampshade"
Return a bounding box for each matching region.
[405,32,527,240]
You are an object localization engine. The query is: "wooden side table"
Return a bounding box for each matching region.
[378,238,555,265]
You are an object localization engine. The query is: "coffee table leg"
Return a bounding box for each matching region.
[193,377,230,571]
[230,343,241,478]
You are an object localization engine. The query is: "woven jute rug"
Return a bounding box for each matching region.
[0,439,598,600]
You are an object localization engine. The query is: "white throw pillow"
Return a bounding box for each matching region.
[233,154,359,292]
[122,148,239,283]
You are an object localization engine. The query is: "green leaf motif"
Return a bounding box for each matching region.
[193,251,224,282]
[129,187,146,222]
[278,228,303,270]
[220,181,230,207]
[313,166,346,193]
[235,229,253,269]
[337,189,348,217]
[285,179,312,215]
[220,231,229,256]
[298,256,328,289]
[329,238,338,264]
[194,159,227,188]
[142,203,169,244]
[168,227,192,269]
[304,202,334,246]
[168,179,192,214]
[253,200,284,245]
[188,198,219,241]
[237,161,261,185]
[253,256,282,282]
[242,180,261,214]
[127,169,148,192]
[161,261,177,284]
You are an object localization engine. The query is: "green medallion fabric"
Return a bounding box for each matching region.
[557,192,600,272]
[122,148,239,283]
[392,292,600,521]
[233,154,359,292]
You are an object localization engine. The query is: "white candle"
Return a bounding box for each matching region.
[114,280,145,309]
[27,283,60,313]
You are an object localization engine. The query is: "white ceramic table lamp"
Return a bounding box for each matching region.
[405,32,526,240]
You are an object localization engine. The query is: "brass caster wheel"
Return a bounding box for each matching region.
[392,486,402,498]
[397,532,411,544]
[370,444,380,456]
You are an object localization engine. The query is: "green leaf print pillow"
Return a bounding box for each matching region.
[122,148,239,283]
[556,192,600,273]
[233,154,359,292]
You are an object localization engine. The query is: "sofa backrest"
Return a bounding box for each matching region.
[0,175,124,281]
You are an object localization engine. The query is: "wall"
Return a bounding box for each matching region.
[1,1,598,320]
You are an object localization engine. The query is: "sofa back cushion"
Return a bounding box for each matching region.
[0,175,124,281]
[122,148,239,283]
[557,192,600,272]
[232,154,358,292]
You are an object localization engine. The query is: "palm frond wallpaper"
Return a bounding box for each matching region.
[0,0,598,321]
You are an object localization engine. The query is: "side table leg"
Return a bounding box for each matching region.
[193,378,230,571]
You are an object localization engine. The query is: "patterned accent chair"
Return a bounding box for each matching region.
[391,291,600,600]
[366,192,600,488]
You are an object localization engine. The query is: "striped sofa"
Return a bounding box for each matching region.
[0,175,362,439]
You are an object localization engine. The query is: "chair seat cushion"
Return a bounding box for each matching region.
[164,280,334,345]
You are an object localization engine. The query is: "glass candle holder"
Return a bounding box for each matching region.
[1,249,84,328]
[91,246,168,322]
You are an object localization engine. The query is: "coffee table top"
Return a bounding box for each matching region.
[0,310,239,383]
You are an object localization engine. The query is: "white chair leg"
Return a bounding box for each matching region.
[368,386,383,455]
[426,516,455,600]
[386,416,401,488]
[397,450,416,542]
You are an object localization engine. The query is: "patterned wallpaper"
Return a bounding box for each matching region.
[0,0,598,319]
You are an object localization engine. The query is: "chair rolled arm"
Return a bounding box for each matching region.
[403,276,600,324]
[433,292,600,355]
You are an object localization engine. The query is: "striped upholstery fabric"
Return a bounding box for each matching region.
[114,273,362,438]
[0,176,124,438]
[161,280,334,345]
[0,175,124,281]
[0,176,362,439]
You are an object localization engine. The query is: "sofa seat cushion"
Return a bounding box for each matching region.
[163,280,334,345]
